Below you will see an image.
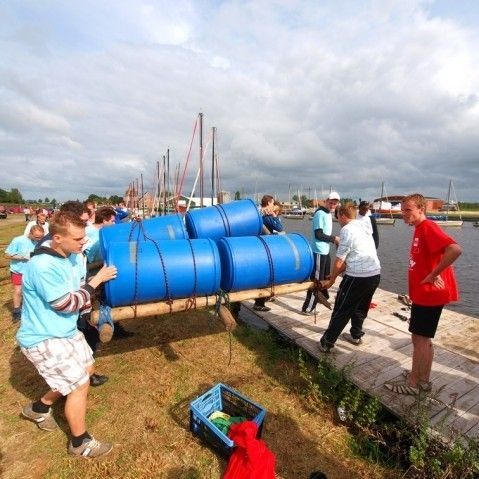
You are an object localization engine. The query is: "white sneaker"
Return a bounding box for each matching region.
[341,333,363,346]
[68,436,113,458]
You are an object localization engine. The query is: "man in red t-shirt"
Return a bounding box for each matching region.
[385,193,462,395]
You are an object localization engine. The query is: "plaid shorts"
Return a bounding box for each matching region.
[21,332,94,396]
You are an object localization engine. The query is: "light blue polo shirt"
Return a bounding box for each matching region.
[84,225,102,263]
[17,251,86,349]
[5,235,37,274]
[311,209,333,255]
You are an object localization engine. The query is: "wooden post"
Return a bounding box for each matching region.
[90,282,314,324]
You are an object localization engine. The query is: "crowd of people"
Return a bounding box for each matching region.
[3,193,462,460]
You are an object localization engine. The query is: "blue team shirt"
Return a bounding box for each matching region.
[5,235,37,274]
[16,251,86,348]
[84,225,102,263]
[311,209,333,255]
[262,215,284,234]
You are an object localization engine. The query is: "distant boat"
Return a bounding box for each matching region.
[473,221,479,228]
[372,182,396,225]
[429,180,463,227]
[282,208,305,219]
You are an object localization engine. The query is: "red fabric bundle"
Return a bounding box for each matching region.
[223,421,276,479]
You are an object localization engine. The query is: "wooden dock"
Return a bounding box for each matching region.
[242,287,479,441]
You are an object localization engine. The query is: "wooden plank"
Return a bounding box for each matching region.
[430,385,479,439]
[241,286,479,439]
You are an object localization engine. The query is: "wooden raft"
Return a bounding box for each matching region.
[241,287,479,441]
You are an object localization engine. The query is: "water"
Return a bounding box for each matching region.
[283,217,477,318]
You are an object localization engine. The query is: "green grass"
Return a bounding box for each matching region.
[0,215,403,479]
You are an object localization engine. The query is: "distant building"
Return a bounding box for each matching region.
[187,197,218,208]
[372,195,444,211]
[138,192,154,210]
[217,191,231,204]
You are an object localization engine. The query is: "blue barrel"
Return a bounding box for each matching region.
[185,199,262,241]
[100,214,188,259]
[217,233,313,292]
[104,238,220,307]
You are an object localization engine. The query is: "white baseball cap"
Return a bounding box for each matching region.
[327,191,340,201]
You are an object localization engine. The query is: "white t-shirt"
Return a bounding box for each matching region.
[336,219,380,277]
[356,213,373,235]
[24,220,49,236]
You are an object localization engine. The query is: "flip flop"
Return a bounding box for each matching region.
[397,294,412,307]
[401,370,432,391]
[384,380,420,395]
[392,312,409,321]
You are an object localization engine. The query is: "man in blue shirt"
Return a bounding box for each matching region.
[17,211,117,458]
[301,192,340,315]
[5,225,45,321]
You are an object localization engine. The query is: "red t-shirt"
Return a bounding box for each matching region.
[408,219,459,306]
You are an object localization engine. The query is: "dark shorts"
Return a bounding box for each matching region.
[310,253,331,281]
[409,304,444,338]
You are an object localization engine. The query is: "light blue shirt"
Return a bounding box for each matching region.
[84,225,102,263]
[311,209,333,255]
[17,251,86,348]
[5,235,37,274]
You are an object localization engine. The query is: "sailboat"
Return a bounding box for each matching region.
[283,186,305,219]
[430,180,463,227]
[372,182,396,225]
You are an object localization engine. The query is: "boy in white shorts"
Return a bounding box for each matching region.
[17,211,117,458]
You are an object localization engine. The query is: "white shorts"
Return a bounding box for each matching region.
[21,332,94,396]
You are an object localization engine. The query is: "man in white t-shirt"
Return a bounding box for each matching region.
[318,203,381,352]
[24,212,49,236]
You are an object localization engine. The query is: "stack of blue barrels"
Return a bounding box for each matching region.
[100,199,313,308]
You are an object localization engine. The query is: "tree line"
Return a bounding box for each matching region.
[0,188,124,206]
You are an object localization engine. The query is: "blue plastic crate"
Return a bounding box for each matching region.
[190,383,267,457]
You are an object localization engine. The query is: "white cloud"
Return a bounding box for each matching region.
[0,0,478,202]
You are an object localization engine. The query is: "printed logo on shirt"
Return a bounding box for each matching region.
[412,236,419,254]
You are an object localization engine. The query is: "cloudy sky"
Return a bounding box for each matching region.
[1,0,478,203]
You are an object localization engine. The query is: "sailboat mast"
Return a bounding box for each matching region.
[162,155,167,216]
[166,148,170,214]
[136,178,140,214]
[199,112,204,208]
[140,173,145,218]
[446,179,452,219]
[211,126,216,206]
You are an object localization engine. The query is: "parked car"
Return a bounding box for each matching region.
[0,206,7,219]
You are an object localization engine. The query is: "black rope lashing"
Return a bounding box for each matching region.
[257,236,275,298]
[187,237,198,296]
[136,221,174,314]
[126,219,143,319]
[214,204,232,237]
